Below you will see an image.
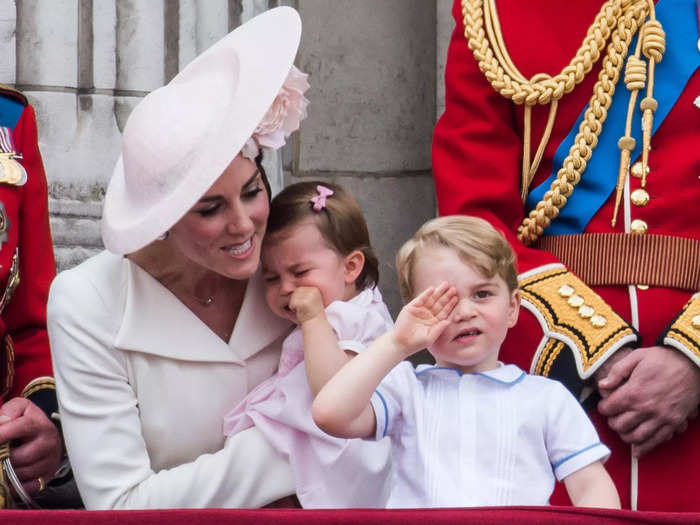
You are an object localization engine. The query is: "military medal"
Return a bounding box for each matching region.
[0,127,27,187]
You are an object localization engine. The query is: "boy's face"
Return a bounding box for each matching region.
[411,246,520,374]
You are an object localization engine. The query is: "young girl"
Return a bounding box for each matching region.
[312,216,621,509]
[223,181,392,508]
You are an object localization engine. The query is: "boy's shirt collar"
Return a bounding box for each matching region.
[415,362,526,385]
[475,363,526,384]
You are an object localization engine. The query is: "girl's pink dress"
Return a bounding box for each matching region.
[223,287,393,508]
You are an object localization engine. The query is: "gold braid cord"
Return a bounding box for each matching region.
[463,0,622,105]
[462,0,655,244]
[0,443,10,509]
[661,293,700,367]
[611,16,665,226]
[0,334,14,401]
[20,376,56,399]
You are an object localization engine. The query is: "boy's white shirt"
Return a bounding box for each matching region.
[369,362,610,508]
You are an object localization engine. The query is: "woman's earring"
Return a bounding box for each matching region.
[157,231,169,241]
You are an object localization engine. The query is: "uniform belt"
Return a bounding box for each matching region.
[534,233,700,291]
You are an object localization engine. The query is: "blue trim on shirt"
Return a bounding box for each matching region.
[552,442,604,469]
[0,96,23,129]
[415,366,463,377]
[374,390,389,438]
[475,370,526,385]
[415,365,526,385]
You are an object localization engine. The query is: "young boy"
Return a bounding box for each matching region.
[312,215,620,508]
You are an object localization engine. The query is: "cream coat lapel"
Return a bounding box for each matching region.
[115,259,291,364]
[228,270,292,361]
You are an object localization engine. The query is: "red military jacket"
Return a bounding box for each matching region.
[0,85,57,414]
[433,0,700,511]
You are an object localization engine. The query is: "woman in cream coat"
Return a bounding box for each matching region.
[47,8,307,509]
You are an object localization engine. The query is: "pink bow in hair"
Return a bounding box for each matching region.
[310,185,334,211]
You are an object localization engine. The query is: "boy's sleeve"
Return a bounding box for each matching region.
[545,380,611,481]
[369,361,413,441]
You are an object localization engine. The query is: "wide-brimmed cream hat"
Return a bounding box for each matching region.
[101,6,302,254]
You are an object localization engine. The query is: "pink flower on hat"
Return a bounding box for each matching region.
[241,65,309,159]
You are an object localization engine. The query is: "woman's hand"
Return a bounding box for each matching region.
[392,282,458,358]
[289,286,325,324]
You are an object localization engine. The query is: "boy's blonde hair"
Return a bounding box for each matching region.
[396,215,518,301]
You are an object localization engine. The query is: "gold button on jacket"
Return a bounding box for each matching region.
[630,219,648,234]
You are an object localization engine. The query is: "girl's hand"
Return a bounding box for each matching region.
[289,286,326,323]
[392,282,457,357]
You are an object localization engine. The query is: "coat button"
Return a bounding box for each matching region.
[568,294,585,308]
[630,219,648,234]
[631,188,650,207]
[630,161,649,179]
[558,284,575,297]
[578,305,595,319]
[591,315,607,328]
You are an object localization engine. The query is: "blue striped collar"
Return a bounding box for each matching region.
[414,363,526,385]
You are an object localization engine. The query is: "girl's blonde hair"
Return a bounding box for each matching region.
[396,215,517,301]
[266,181,378,290]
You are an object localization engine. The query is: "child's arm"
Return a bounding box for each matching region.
[290,286,351,395]
[563,461,621,509]
[312,283,458,439]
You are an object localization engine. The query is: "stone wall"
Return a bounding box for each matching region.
[1,0,453,316]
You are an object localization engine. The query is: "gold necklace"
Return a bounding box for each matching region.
[189,280,222,306]
[192,293,215,306]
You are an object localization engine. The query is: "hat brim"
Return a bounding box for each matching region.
[101,7,301,255]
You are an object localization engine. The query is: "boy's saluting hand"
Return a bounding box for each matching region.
[392,282,458,358]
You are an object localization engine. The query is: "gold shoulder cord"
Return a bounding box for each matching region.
[0,442,10,508]
[461,0,665,243]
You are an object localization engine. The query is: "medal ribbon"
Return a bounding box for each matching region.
[0,128,18,156]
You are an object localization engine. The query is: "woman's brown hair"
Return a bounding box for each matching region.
[266,181,379,290]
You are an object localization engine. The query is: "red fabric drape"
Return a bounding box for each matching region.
[3,507,698,524]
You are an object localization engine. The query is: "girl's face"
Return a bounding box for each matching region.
[261,217,359,323]
[168,154,269,280]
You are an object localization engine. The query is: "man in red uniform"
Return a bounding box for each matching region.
[433,0,700,511]
[0,85,64,507]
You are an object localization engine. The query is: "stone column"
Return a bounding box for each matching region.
[0,2,16,83]
[436,0,454,119]
[14,0,102,268]
[293,0,437,315]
